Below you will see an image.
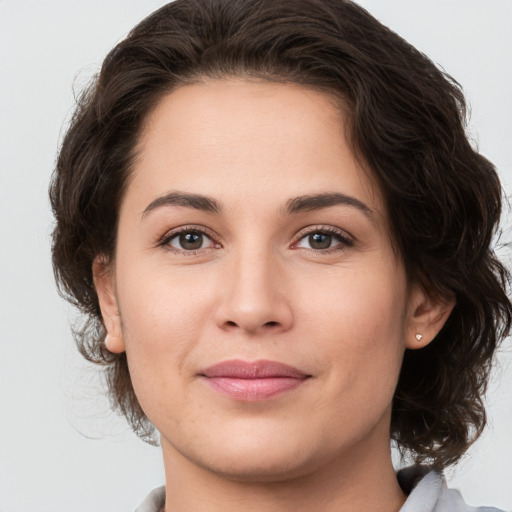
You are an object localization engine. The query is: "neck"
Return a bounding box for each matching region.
[160,423,406,512]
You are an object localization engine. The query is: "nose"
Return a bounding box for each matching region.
[214,247,293,336]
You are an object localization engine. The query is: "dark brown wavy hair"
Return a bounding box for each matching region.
[50,0,512,469]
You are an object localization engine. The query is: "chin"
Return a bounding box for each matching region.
[177,425,330,483]
[195,450,318,484]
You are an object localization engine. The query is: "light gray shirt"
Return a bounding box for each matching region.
[397,466,505,512]
[134,466,506,512]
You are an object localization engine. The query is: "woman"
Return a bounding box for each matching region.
[49,0,511,510]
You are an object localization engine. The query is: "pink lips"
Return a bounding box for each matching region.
[200,359,310,401]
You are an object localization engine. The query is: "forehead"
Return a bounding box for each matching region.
[127,79,383,216]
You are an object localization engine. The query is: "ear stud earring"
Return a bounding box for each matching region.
[415,333,423,342]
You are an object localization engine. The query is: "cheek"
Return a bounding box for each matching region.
[114,262,216,395]
[300,263,407,394]
[301,261,407,338]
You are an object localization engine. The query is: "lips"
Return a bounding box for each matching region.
[200,359,311,401]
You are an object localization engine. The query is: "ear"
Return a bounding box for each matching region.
[92,255,125,354]
[405,284,455,350]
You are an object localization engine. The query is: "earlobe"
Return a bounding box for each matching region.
[406,285,455,350]
[92,255,125,354]
[104,333,125,354]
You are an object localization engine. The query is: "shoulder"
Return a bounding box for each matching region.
[134,485,165,512]
[398,466,507,512]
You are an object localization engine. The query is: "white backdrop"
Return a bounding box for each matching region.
[1,1,511,511]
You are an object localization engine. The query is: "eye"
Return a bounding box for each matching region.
[294,228,353,252]
[163,228,218,252]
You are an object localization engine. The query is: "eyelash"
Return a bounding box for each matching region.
[158,225,220,255]
[158,225,354,255]
[291,226,355,254]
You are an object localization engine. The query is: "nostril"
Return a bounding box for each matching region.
[265,321,278,327]
[226,320,238,327]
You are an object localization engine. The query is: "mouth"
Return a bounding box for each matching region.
[199,359,312,401]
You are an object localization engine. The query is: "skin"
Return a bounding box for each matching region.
[94,79,453,512]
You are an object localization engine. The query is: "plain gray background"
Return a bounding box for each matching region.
[1,1,511,510]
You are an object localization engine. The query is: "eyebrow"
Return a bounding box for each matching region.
[142,191,222,219]
[282,193,373,217]
[141,191,372,219]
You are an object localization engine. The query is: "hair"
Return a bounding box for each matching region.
[50,0,512,469]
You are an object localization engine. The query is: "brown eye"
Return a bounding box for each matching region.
[180,232,203,250]
[295,229,353,252]
[308,233,332,249]
[168,231,213,251]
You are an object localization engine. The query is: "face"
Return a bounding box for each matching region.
[96,79,433,482]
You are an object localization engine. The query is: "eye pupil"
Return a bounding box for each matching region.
[179,232,203,250]
[309,233,331,249]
